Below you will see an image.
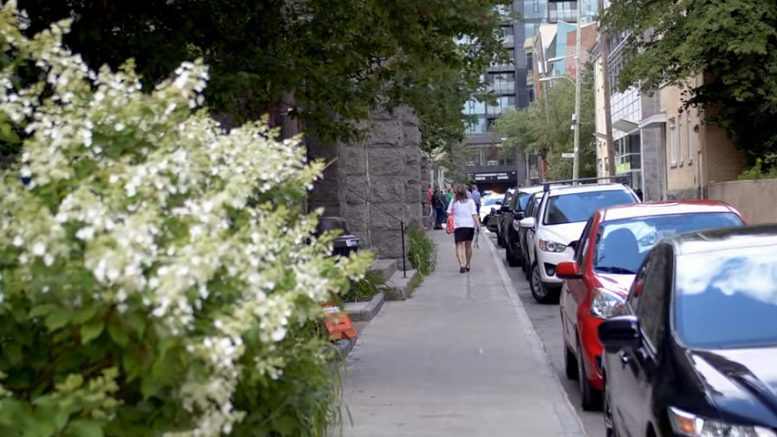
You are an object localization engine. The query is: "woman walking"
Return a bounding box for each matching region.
[446,184,481,273]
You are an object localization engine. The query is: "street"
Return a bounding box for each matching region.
[485,230,606,437]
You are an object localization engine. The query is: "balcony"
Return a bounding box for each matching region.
[491,82,516,94]
[488,62,515,72]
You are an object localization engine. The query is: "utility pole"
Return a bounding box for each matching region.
[572,0,582,180]
[598,0,616,176]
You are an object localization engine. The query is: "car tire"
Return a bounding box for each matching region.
[530,263,560,304]
[564,343,578,380]
[506,244,521,267]
[577,339,603,411]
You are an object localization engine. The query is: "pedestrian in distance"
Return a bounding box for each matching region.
[445,187,454,208]
[447,184,481,273]
[432,188,446,229]
[470,184,482,215]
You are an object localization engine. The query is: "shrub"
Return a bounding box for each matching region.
[340,271,385,303]
[407,227,436,276]
[0,5,370,436]
[738,155,777,181]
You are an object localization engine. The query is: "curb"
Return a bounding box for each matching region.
[345,292,385,322]
[484,233,588,437]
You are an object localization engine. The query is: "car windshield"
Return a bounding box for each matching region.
[595,212,743,274]
[675,245,777,349]
[483,196,503,206]
[544,190,636,225]
[517,192,531,210]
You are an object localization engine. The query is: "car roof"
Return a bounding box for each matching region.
[517,185,544,194]
[546,183,631,196]
[601,200,739,222]
[670,224,777,256]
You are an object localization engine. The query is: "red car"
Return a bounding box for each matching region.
[557,201,745,410]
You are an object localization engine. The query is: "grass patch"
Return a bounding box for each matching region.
[404,272,424,298]
[341,270,386,303]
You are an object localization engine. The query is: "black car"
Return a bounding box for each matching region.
[598,225,777,437]
[495,189,515,247]
[503,186,543,267]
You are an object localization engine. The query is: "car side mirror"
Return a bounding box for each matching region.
[556,261,582,280]
[519,217,535,229]
[598,316,641,353]
[515,211,525,220]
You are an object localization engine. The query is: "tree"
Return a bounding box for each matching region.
[0,7,371,435]
[602,0,777,164]
[19,0,509,151]
[495,67,596,180]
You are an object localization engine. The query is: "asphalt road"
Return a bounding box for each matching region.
[487,231,606,437]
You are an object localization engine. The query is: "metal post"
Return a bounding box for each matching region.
[572,0,582,180]
[400,220,407,278]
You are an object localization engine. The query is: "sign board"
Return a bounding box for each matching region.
[616,162,631,174]
[473,171,517,182]
[561,152,575,159]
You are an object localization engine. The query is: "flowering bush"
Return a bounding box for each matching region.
[0,2,370,435]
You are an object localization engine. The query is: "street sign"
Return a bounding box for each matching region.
[561,153,575,159]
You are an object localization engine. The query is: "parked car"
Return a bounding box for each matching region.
[518,192,542,277]
[557,201,745,410]
[479,194,504,226]
[519,182,639,304]
[502,186,543,267]
[598,225,777,437]
[495,188,515,246]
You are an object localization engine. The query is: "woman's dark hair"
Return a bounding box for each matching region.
[454,184,468,202]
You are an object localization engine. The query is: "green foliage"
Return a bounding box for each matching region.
[0,7,371,436]
[407,227,436,276]
[495,66,596,180]
[341,271,386,303]
[739,155,777,180]
[21,0,510,152]
[602,0,777,163]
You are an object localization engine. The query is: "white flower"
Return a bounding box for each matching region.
[32,242,46,256]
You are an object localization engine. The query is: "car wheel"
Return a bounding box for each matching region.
[530,263,560,304]
[564,342,579,380]
[603,372,617,437]
[577,339,603,411]
[506,244,521,267]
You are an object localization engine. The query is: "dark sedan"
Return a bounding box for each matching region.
[599,225,777,437]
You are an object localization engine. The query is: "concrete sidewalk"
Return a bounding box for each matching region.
[342,230,585,437]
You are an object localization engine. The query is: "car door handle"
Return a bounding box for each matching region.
[619,351,631,365]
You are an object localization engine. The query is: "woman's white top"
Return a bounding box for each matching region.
[447,198,477,229]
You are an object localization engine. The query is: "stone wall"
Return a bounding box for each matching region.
[708,179,777,224]
[309,107,425,259]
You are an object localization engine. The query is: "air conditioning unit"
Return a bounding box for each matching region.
[487,160,499,166]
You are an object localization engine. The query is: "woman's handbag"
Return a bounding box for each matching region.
[446,201,455,234]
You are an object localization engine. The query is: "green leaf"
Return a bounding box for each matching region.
[106,321,129,346]
[64,419,104,437]
[29,304,58,319]
[80,319,104,344]
[44,309,72,332]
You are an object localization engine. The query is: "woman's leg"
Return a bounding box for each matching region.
[465,240,473,268]
[455,242,465,267]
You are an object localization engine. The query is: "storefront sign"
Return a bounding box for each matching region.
[473,171,517,182]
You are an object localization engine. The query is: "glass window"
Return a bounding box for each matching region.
[516,192,531,211]
[483,195,504,206]
[686,112,693,164]
[675,246,777,349]
[466,116,487,134]
[669,118,678,166]
[636,244,670,350]
[627,254,650,313]
[576,217,594,267]
[594,212,744,275]
[463,99,486,115]
[544,190,638,225]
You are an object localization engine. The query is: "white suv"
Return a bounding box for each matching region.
[519,183,639,304]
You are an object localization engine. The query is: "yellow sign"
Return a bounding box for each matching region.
[616,162,631,174]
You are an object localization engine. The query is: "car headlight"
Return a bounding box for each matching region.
[590,289,625,319]
[512,219,522,232]
[539,239,567,253]
[668,407,777,437]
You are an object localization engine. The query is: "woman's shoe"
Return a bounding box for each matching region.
[466,265,470,272]
[459,266,466,274]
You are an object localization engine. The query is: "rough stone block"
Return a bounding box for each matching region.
[403,125,421,147]
[370,229,404,259]
[369,203,405,231]
[343,177,370,205]
[365,119,403,146]
[369,179,406,204]
[338,144,366,176]
[367,146,405,176]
